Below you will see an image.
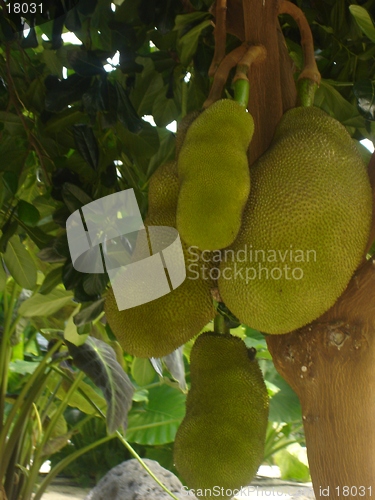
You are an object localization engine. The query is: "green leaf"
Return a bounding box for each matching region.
[9,359,39,375]
[66,337,134,433]
[176,19,212,67]
[18,288,74,317]
[274,446,310,482]
[126,384,186,445]
[349,5,375,42]
[162,347,187,391]
[72,124,99,170]
[46,370,107,416]
[62,183,93,213]
[152,92,178,127]
[39,266,64,294]
[82,272,108,296]
[17,221,53,249]
[64,313,89,346]
[131,59,164,116]
[0,111,25,136]
[314,80,364,128]
[73,298,105,327]
[0,220,19,253]
[131,358,156,386]
[3,235,37,289]
[2,171,18,195]
[0,260,7,291]
[117,122,160,159]
[269,376,302,423]
[42,49,64,77]
[17,200,41,227]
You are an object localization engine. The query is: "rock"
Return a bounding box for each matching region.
[84,459,316,500]
[84,458,195,500]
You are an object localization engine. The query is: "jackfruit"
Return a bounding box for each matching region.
[104,161,215,358]
[174,332,269,499]
[175,110,201,157]
[218,106,372,334]
[177,99,254,251]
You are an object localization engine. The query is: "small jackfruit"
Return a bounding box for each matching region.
[177,99,254,251]
[218,106,372,334]
[174,332,269,499]
[104,161,215,358]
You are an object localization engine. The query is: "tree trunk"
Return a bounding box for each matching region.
[266,250,375,498]
[225,0,375,497]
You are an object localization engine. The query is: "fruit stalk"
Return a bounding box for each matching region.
[232,45,267,107]
[203,43,250,108]
[278,0,321,86]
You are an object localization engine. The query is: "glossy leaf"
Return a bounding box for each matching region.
[73,298,105,327]
[45,370,106,416]
[18,288,74,317]
[126,384,186,445]
[66,336,134,433]
[0,260,7,291]
[162,347,187,391]
[3,235,37,290]
[72,124,99,170]
[131,358,156,386]
[17,200,40,227]
[39,266,64,295]
[62,183,93,213]
[349,5,375,42]
[2,171,18,195]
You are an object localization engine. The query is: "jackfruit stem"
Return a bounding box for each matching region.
[203,43,250,108]
[208,0,227,78]
[278,0,321,86]
[233,77,250,108]
[232,45,267,107]
[297,79,319,107]
[214,313,230,334]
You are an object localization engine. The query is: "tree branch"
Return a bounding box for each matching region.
[208,0,228,78]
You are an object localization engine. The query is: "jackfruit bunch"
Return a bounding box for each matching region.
[174,332,269,499]
[105,161,215,358]
[177,99,254,251]
[218,106,372,334]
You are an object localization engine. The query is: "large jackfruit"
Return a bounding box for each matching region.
[174,332,269,499]
[218,106,372,334]
[177,99,254,251]
[104,161,215,358]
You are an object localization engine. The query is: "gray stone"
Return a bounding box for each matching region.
[84,459,316,500]
[84,458,196,500]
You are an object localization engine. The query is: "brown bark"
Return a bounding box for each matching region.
[223,0,375,497]
[267,260,375,496]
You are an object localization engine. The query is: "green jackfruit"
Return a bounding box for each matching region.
[177,99,254,251]
[175,110,201,157]
[218,106,372,334]
[174,332,268,499]
[105,161,215,358]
